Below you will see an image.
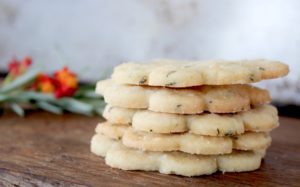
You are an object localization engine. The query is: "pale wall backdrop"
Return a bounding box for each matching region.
[0,0,299,104]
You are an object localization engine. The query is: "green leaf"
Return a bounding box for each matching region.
[20,91,55,101]
[77,84,95,90]
[10,103,25,117]
[5,91,55,104]
[94,105,105,115]
[36,101,63,115]
[55,98,94,116]
[74,90,101,99]
[0,94,10,102]
[0,69,40,93]
[3,74,13,85]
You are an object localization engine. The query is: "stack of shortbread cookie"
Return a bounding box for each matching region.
[91,59,289,177]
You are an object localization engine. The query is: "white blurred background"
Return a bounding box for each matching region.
[0,0,299,104]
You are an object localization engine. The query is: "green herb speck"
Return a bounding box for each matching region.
[139,76,147,84]
[165,82,176,86]
[166,70,176,77]
[225,131,234,137]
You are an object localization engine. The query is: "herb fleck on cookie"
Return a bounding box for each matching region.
[166,70,176,77]
[175,104,182,111]
[224,131,234,137]
[139,76,147,84]
[249,74,255,81]
[259,67,265,71]
[165,82,176,86]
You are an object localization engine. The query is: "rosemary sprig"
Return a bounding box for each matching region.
[0,57,106,117]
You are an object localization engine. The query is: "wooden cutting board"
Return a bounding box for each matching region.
[0,111,299,187]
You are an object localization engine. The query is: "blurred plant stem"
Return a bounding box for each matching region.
[0,71,104,117]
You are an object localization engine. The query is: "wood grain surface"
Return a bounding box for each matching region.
[0,111,299,187]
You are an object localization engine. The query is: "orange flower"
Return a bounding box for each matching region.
[6,56,79,99]
[40,81,55,93]
[35,74,56,93]
[53,67,78,98]
[30,65,78,98]
[54,67,78,89]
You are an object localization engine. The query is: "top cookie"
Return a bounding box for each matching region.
[112,59,289,87]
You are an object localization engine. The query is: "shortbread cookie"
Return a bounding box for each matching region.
[112,59,289,87]
[95,122,271,155]
[233,132,272,151]
[97,79,270,114]
[103,105,278,136]
[217,151,262,173]
[254,149,267,158]
[96,122,128,140]
[123,129,271,155]
[91,134,263,176]
[91,132,117,157]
